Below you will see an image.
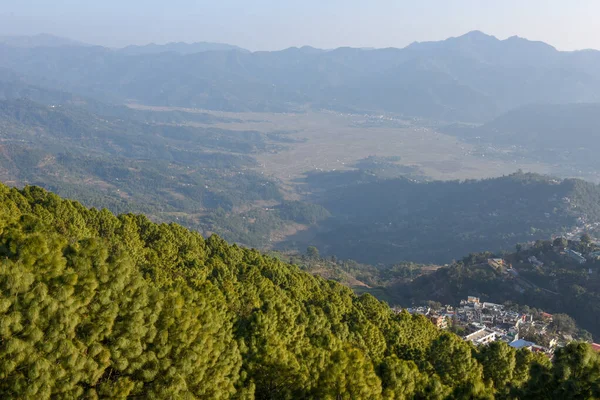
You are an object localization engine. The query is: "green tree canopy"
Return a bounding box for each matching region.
[0,183,599,399]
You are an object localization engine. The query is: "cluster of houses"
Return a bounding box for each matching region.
[398,234,600,353]
[402,295,600,356]
[523,246,597,267]
[405,296,555,355]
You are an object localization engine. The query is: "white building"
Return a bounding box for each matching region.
[464,328,497,345]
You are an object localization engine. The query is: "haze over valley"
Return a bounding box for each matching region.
[3,30,600,260]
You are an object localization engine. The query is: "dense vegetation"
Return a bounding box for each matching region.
[280,248,428,292]
[303,156,424,193]
[1,183,599,398]
[202,201,330,248]
[309,172,600,264]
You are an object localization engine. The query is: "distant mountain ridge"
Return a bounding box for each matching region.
[0,31,599,120]
[473,103,600,147]
[0,33,88,48]
[118,41,249,55]
[407,30,559,66]
[442,102,600,174]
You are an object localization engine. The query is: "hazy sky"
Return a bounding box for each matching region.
[1,0,599,51]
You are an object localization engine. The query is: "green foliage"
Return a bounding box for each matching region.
[428,333,483,388]
[553,237,568,248]
[550,314,578,336]
[0,183,599,398]
[306,246,320,259]
[520,342,600,399]
[477,341,517,395]
[276,200,330,225]
[311,171,600,264]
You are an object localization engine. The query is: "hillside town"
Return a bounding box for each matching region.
[401,295,599,357]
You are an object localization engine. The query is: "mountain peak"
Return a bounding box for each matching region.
[455,30,498,42]
[406,30,499,51]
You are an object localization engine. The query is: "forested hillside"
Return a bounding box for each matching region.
[1,182,599,398]
[309,172,600,264]
[0,98,330,247]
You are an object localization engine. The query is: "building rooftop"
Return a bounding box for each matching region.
[510,339,536,349]
[465,328,496,343]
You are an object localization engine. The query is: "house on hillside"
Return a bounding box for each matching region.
[540,312,553,322]
[588,251,600,260]
[406,306,430,316]
[482,302,503,311]
[429,314,448,329]
[528,255,544,267]
[487,258,505,271]
[565,249,586,264]
[497,311,525,327]
[464,328,497,345]
[592,343,600,352]
[510,339,537,350]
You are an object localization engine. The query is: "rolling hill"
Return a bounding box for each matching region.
[304,172,600,264]
[0,98,281,215]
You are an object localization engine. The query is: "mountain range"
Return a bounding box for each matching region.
[0,31,599,120]
[118,41,249,55]
[2,31,600,387]
[0,33,88,48]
